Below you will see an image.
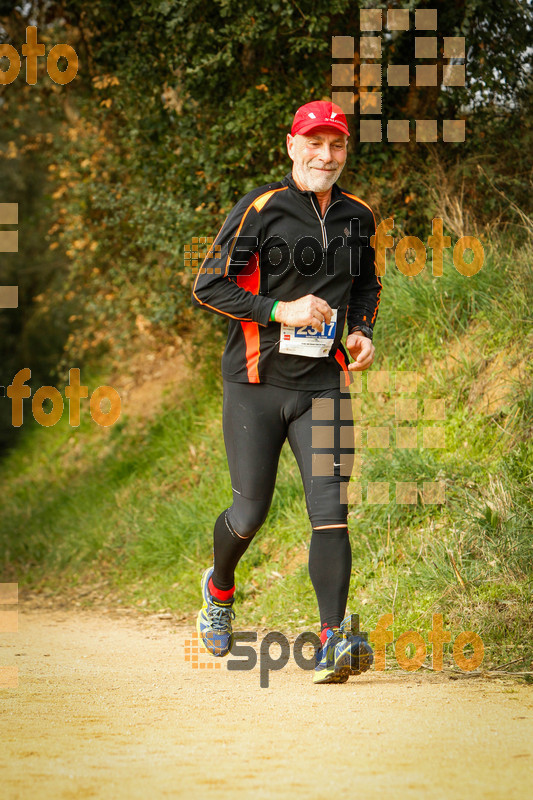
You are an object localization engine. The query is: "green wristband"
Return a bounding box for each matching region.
[270,301,279,322]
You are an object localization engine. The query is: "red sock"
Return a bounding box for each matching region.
[320,625,333,645]
[320,622,342,645]
[208,577,235,602]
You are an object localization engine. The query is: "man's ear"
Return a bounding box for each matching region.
[286,132,295,161]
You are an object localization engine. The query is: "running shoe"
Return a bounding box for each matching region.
[196,567,235,657]
[313,628,351,684]
[339,613,374,675]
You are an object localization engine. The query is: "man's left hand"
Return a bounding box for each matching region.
[346,331,375,371]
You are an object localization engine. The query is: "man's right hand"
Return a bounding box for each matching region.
[274,295,333,332]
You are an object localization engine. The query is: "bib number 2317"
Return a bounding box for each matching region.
[279,309,338,358]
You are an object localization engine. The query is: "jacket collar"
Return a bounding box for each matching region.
[282,171,343,204]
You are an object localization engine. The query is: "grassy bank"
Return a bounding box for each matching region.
[1,236,531,671]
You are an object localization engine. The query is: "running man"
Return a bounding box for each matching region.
[191,100,380,683]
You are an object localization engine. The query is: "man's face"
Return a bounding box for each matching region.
[286,126,348,193]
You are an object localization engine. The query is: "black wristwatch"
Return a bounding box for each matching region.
[350,325,373,341]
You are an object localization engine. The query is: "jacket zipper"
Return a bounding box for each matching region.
[309,195,343,248]
[308,194,345,349]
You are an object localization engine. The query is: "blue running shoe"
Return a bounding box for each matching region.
[313,628,351,684]
[196,567,235,657]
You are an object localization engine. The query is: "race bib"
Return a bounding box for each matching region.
[279,309,337,358]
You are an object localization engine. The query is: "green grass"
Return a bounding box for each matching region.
[1,236,532,672]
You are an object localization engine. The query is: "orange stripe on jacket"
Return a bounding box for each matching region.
[341,191,375,216]
[236,252,261,382]
[334,349,350,388]
[191,187,287,320]
[341,191,383,324]
[226,186,288,278]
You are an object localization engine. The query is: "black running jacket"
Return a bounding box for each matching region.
[191,172,382,390]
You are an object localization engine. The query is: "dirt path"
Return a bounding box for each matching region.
[1,605,531,800]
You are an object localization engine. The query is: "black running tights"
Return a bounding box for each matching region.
[211,380,354,629]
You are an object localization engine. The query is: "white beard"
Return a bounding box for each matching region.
[297,162,344,192]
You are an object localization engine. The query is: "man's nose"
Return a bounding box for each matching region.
[318,144,334,162]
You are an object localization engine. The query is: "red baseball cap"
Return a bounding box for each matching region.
[291,100,350,137]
